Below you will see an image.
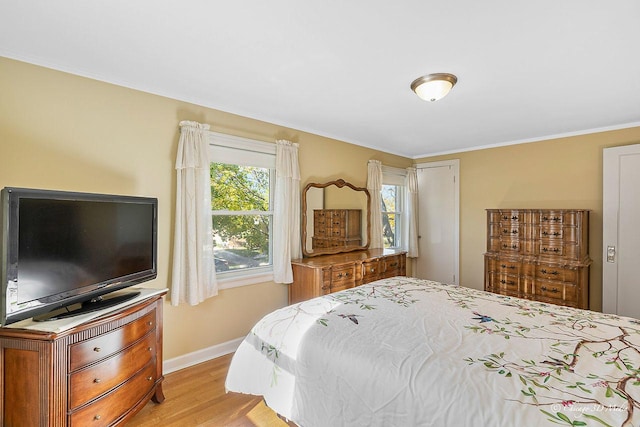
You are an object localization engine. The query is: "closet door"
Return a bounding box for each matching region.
[415,160,459,285]
[602,144,640,317]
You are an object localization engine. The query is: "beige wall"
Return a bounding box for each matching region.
[4,56,638,358]
[0,57,410,360]
[415,127,640,311]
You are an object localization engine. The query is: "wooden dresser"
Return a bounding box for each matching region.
[0,291,165,426]
[484,209,591,309]
[289,248,406,304]
[312,209,362,250]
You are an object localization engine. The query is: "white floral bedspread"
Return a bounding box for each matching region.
[225,277,640,427]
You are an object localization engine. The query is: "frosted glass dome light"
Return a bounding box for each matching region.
[411,73,458,102]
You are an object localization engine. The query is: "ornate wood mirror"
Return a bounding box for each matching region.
[301,179,371,257]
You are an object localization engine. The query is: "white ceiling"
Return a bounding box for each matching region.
[2,1,639,158]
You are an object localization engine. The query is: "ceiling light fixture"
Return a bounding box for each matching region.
[410,73,458,102]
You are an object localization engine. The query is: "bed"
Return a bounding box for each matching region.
[225,277,640,427]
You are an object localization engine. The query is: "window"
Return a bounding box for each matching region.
[208,133,276,288]
[381,167,407,250]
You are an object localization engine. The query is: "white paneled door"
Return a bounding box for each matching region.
[602,144,640,317]
[415,160,459,285]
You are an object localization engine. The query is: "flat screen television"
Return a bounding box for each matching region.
[0,187,158,326]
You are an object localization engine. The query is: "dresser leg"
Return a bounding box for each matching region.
[152,381,166,404]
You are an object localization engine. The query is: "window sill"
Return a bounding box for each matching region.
[216,269,274,290]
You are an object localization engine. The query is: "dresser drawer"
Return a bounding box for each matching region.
[539,211,566,224]
[491,259,521,275]
[498,210,524,223]
[535,265,577,282]
[69,361,157,426]
[488,272,519,293]
[330,264,356,292]
[534,280,579,305]
[498,224,524,238]
[330,227,346,238]
[313,223,328,237]
[362,260,380,282]
[382,256,403,278]
[499,239,521,253]
[69,310,156,371]
[69,332,156,409]
[538,242,564,257]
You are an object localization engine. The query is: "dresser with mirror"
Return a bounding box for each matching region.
[289,179,407,304]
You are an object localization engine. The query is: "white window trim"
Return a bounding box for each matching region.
[208,132,277,290]
[381,166,408,250]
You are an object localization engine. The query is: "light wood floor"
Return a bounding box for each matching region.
[128,353,297,427]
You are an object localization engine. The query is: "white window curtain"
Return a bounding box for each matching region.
[405,167,419,258]
[367,160,384,249]
[171,121,217,306]
[273,140,301,283]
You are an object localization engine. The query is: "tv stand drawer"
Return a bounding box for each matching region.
[69,309,156,371]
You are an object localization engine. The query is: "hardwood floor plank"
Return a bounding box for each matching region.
[129,353,296,427]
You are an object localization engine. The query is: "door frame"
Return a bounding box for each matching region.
[414,159,460,285]
[602,143,640,315]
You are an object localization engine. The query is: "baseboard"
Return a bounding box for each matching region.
[163,336,244,374]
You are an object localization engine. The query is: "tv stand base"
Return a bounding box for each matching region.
[0,291,166,426]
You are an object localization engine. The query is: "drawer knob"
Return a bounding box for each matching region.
[147,376,154,381]
[148,321,154,326]
[94,415,101,421]
[93,347,101,353]
[93,378,101,384]
[370,268,375,272]
[148,347,153,352]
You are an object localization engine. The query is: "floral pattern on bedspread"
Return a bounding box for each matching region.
[226,277,640,427]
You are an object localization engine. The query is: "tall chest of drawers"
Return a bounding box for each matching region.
[289,249,406,304]
[484,209,591,309]
[0,291,165,426]
[312,209,362,250]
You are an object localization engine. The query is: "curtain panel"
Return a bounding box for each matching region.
[171,121,217,306]
[367,160,384,249]
[273,140,301,283]
[405,167,419,258]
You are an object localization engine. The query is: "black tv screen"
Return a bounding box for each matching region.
[1,187,158,325]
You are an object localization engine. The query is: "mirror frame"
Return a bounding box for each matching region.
[301,179,371,257]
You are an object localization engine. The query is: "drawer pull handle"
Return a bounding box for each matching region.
[502,244,518,249]
[93,347,101,353]
[93,378,101,384]
[500,264,517,270]
[540,269,559,275]
[500,279,515,285]
[541,286,560,293]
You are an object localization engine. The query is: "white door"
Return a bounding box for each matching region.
[415,160,459,284]
[602,144,640,317]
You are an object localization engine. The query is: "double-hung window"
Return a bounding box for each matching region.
[381,167,407,250]
[208,133,276,288]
